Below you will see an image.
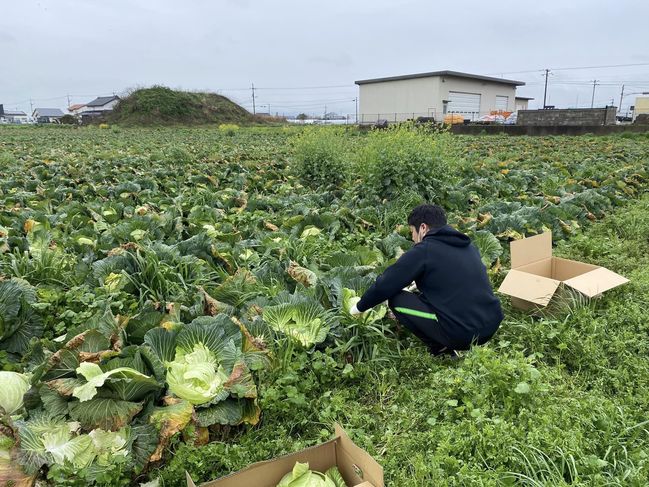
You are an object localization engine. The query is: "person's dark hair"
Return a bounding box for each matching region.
[407,204,447,229]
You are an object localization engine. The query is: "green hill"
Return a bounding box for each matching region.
[109,86,255,125]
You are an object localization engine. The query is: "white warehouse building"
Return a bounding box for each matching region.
[355,70,526,124]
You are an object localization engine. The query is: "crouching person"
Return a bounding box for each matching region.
[350,204,503,356]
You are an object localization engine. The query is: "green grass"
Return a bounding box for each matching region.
[158,195,649,487]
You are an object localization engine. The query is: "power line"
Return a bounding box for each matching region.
[488,62,649,76]
[250,96,359,105]
[524,80,649,86]
[250,98,356,108]
[256,84,353,90]
[553,62,649,72]
[217,84,355,92]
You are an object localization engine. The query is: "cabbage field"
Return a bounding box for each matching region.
[0,125,648,486]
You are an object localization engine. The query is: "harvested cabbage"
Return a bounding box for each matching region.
[276,462,347,487]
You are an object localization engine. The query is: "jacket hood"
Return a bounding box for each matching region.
[423,225,471,247]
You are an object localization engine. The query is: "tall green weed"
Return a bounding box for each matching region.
[354,123,457,201]
[291,128,347,189]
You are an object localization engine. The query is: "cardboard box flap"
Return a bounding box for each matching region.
[563,267,629,298]
[334,424,384,487]
[498,269,560,306]
[511,232,552,269]
[191,439,338,487]
[551,257,599,281]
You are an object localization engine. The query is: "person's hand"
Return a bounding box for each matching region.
[349,304,362,316]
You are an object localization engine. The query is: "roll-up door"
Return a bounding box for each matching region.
[495,95,509,111]
[448,91,481,121]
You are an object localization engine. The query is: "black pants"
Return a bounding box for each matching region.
[388,291,494,354]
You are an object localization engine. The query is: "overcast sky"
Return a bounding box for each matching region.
[2,0,649,116]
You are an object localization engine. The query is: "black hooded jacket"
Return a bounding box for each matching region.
[357,225,503,341]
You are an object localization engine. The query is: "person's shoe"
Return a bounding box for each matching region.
[428,346,461,359]
[449,349,462,360]
[428,345,448,356]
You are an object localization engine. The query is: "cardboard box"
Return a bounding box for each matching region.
[186,424,384,487]
[498,231,628,309]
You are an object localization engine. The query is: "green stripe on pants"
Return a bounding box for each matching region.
[394,307,438,321]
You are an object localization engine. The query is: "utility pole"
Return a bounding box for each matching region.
[618,84,625,114]
[590,80,599,108]
[324,105,327,120]
[67,94,71,109]
[29,98,34,115]
[542,68,550,108]
[251,83,256,115]
[354,97,358,123]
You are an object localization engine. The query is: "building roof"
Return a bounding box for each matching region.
[86,96,119,107]
[34,108,64,117]
[355,70,525,86]
[4,110,27,116]
[68,103,86,111]
[515,96,534,100]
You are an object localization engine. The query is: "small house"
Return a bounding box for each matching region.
[85,96,119,113]
[78,95,120,121]
[3,110,29,124]
[32,108,65,123]
[515,96,534,112]
[68,103,87,115]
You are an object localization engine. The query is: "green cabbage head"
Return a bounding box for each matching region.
[342,288,386,323]
[167,343,229,405]
[277,462,337,487]
[0,371,30,415]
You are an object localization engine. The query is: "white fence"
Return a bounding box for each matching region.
[358,110,516,125]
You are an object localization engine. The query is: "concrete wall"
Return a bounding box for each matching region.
[358,75,518,123]
[451,124,649,136]
[518,107,617,126]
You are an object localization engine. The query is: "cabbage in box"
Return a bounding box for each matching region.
[186,424,383,487]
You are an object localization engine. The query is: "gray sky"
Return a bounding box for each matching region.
[2,0,649,116]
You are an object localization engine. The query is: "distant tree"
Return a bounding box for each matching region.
[59,114,78,125]
[296,113,308,121]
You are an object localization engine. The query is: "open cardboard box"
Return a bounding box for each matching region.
[498,232,628,310]
[186,424,384,487]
